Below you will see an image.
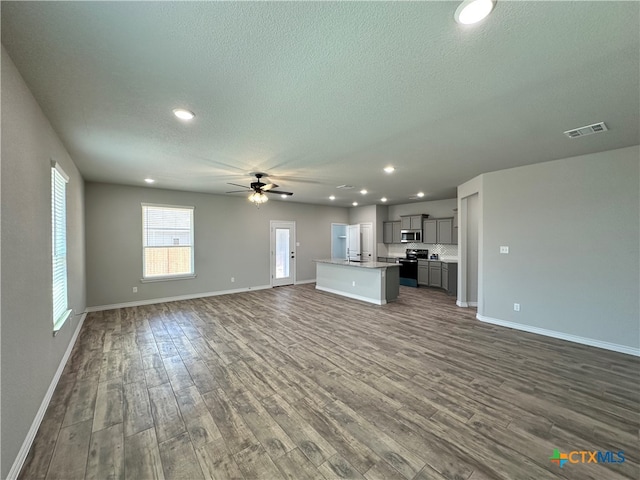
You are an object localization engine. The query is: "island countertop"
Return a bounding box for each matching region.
[313,259,401,269]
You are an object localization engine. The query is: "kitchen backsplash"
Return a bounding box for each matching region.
[379,242,459,258]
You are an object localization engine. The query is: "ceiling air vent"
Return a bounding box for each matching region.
[564,122,608,139]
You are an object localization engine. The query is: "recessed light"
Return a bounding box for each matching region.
[173,108,195,120]
[381,197,387,202]
[383,166,395,174]
[281,194,288,199]
[329,195,336,200]
[417,192,425,198]
[360,189,368,195]
[144,178,155,184]
[352,202,358,206]
[455,0,494,25]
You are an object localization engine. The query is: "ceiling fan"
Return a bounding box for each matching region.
[226,173,293,204]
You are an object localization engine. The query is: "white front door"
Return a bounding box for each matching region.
[271,221,296,287]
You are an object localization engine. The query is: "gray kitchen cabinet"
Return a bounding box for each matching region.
[428,261,442,287]
[392,222,401,243]
[400,215,423,230]
[418,260,429,285]
[423,218,456,244]
[438,218,454,244]
[423,219,438,244]
[383,221,402,244]
[442,262,458,296]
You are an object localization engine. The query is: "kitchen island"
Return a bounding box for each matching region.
[313,259,400,305]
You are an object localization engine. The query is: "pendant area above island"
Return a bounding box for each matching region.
[313,259,400,305]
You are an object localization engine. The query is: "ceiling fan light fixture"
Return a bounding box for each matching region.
[248,191,268,204]
[172,108,195,120]
[455,0,495,25]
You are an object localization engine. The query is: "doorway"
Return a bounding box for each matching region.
[270,221,296,287]
[331,223,348,259]
[459,193,479,307]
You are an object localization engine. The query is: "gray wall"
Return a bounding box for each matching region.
[375,204,388,244]
[388,198,457,220]
[1,46,86,478]
[85,183,349,307]
[479,146,639,350]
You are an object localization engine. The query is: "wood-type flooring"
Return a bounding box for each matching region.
[19,284,640,479]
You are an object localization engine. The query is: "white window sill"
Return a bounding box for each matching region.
[53,309,72,336]
[140,274,197,283]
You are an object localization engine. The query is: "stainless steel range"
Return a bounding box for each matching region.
[399,248,428,287]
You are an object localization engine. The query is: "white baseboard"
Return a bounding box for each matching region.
[86,285,272,312]
[477,314,640,357]
[7,312,87,480]
[456,300,478,308]
[315,285,385,305]
[295,279,316,285]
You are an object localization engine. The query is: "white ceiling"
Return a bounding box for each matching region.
[2,1,639,206]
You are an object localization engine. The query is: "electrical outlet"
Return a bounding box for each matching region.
[514,303,520,312]
[132,287,138,293]
[231,277,235,283]
[500,246,509,254]
[352,281,356,287]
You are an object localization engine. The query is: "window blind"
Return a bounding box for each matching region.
[51,163,69,327]
[142,204,194,278]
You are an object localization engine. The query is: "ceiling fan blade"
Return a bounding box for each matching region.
[267,190,293,196]
[227,182,250,189]
[261,183,279,191]
[226,190,251,193]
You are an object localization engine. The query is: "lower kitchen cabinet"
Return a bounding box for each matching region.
[417,260,457,295]
[442,262,457,296]
[428,262,442,287]
[418,261,429,285]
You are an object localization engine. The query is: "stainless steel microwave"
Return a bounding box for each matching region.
[401,230,421,243]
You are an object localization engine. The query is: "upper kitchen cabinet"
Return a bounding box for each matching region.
[400,215,424,230]
[383,221,401,244]
[423,219,438,244]
[423,218,457,244]
[438,218,453,244]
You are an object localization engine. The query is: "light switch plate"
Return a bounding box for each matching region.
[500,246,509,254]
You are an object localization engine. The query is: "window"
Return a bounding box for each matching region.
[51,162,70,331]
[142,204,194,280]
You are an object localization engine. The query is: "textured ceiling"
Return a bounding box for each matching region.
[2,1,639,206]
